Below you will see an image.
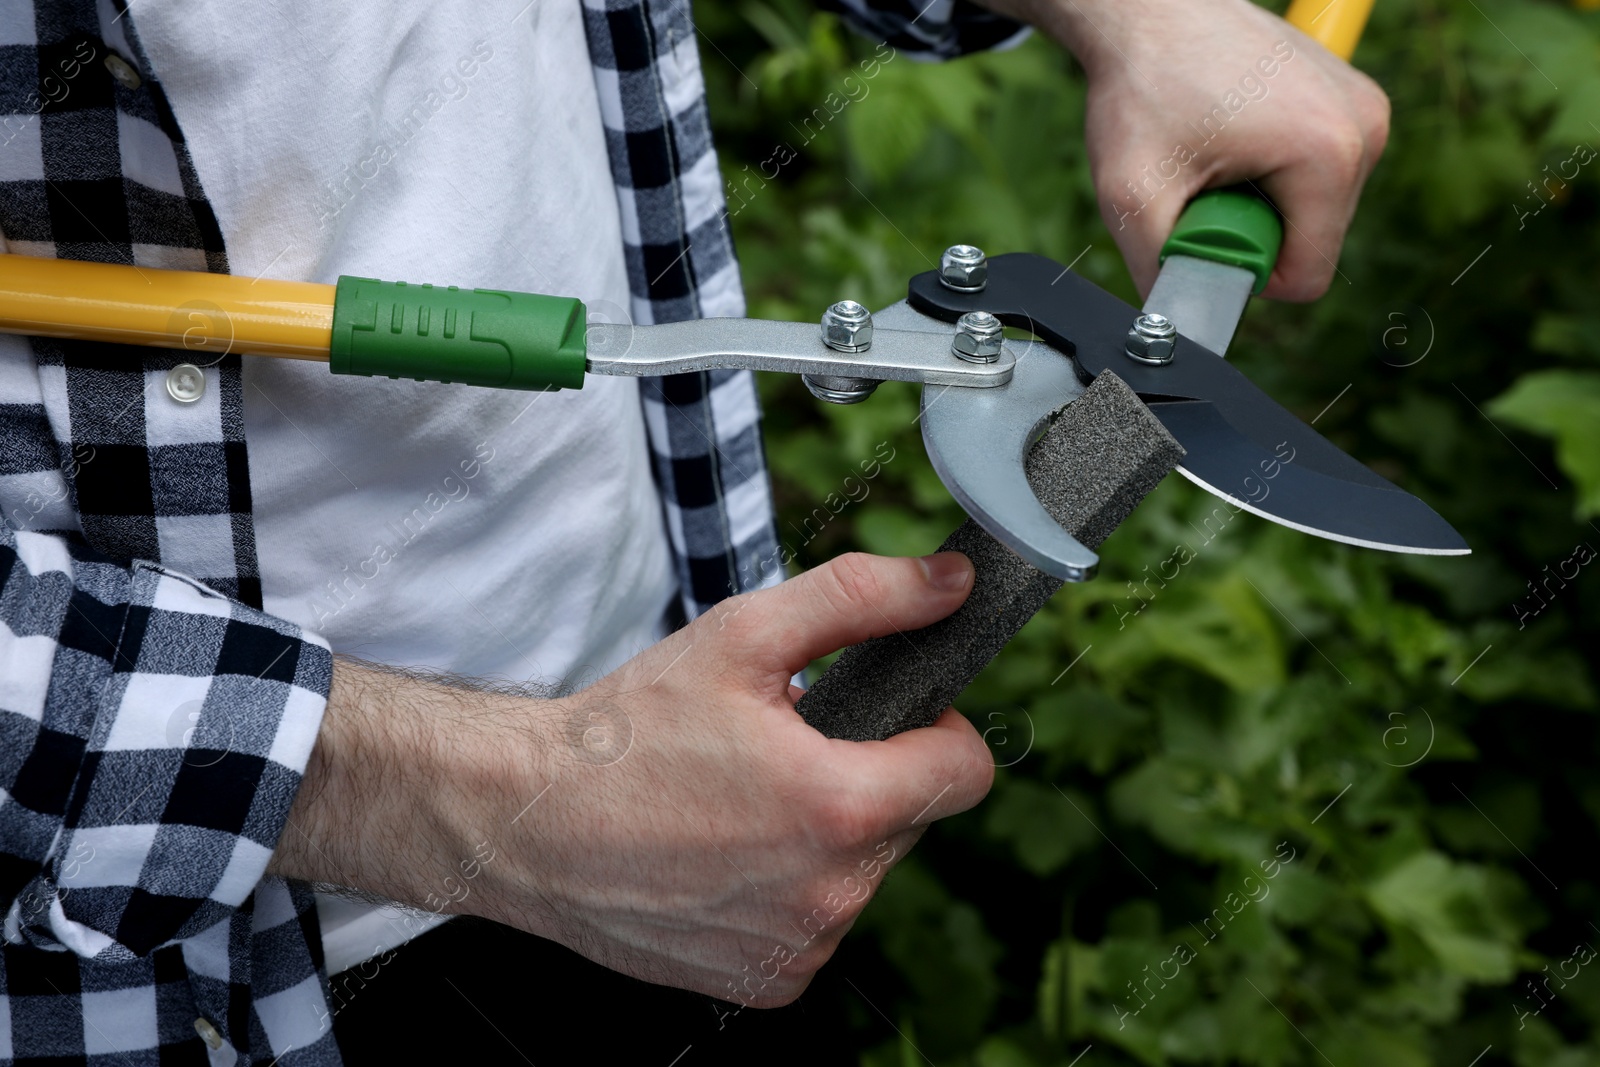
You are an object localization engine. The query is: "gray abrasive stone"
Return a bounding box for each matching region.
[795,372,1184,742]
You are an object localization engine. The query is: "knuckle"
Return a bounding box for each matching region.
[809,787,878,854]
[1097,179,1149,223]
[801,874,843,912]
[753,974,814,1008]
[967,744,998,798]
[1315,121,1369,180]
[1278,266,1333,303]
[794,941,838,979]
[718,591,761,636]
[785,930,842,980]
[1351,75,1392,145]
[1094,174,1127,204]
[700,590,761,644]
[1360,93,1391,155]
[825,552,886,613]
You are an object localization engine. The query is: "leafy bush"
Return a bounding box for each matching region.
[702,0,1600,1062]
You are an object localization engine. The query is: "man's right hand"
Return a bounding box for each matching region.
[271,551,993,1007]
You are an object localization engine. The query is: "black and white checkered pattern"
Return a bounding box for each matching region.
[0,2,334,1063]
[0,535,334,1064]
[641,368,780,613]
[0,0,1023,1061]
[822,0,1029,57]
[0,0,260,607]
[581,0,790,614]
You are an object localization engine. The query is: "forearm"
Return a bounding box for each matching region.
[967,0,1150,76]
[268,657,542,913]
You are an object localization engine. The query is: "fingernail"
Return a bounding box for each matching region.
[920,552,972,592]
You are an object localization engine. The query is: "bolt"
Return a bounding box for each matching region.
[820,299,872,352]
[952,311,1004,364]
[939,245,988,292]
[1124,313,1177,365]
[803,374,878,404]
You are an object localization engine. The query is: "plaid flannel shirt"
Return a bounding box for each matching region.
[0,0,1023,1062]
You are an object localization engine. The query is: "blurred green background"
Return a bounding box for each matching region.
[700,0,1600,1063]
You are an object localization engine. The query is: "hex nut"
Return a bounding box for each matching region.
[952,310,1004,363]
[1124,313,1177,365]
[939,245,988,292]
[821,300,873,352]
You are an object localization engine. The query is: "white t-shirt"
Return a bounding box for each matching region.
[136,0,677,971]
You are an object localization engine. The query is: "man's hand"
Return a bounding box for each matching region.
[271,552,992,1007]
[978,0,1390,302]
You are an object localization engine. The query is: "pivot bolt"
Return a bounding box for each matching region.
[952,311,1004,363]
[1125,313,1177,365]
[939,245,988,292]
[803,374,878,404]
[820,299,872,352]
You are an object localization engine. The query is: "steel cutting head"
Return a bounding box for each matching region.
[905,253,1470,580]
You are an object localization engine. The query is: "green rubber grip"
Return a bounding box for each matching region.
[1159,189,1283,294]
[329,276,587,391]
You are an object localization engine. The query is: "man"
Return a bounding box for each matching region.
[0,0,1386,1062]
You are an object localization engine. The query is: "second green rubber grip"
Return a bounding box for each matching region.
[1160,188,1284,294]
[329,276,587,391]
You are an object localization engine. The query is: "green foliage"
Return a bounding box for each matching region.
[701,0,1600,1061]
[1489,371,1600,517]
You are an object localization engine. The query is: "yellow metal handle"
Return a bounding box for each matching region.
[0,254,334,361]
[1285,0,1374,61]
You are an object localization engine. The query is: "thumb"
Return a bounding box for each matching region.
[718,552,974,688]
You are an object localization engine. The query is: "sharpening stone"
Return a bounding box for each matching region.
[796,372,1184,742]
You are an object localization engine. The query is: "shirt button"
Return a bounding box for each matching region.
[103,51,142,91]
[166,363,205,403]
[193,1017,224,1049]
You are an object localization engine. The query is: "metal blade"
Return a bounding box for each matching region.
[873,299,1101,579]
[1143,258,1465,550]
[1143,254,1255,358]
[1151,400,1469,554]
[919,337,1099,581]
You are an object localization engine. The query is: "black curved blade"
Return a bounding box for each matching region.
[907,253,1470,556]
[1149,400,1467,554]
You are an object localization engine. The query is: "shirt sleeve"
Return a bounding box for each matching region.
[0,522,330,961]
[818,0,1029,60]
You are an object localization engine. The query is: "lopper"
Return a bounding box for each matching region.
[0,0,1463,588]
[0,228,1466,580]
[0,242,1467,585]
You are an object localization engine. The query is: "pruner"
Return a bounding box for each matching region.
[0,200,1467,579]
